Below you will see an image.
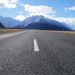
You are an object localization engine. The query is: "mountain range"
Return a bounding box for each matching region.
[15,15,72,31]
[0,15,73,31]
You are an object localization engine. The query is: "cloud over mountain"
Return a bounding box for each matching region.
[15,15,26,21]
[55,18,75,30]
[22,4,56,17]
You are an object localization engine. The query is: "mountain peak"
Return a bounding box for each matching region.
[29,15,44,18]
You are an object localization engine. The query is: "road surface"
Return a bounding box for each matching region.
[0,30,75,75]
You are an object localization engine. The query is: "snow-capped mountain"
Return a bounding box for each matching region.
[15,15,46,28]
[14,15,72,31]
[0,16,21,28]
[22,16,44,26]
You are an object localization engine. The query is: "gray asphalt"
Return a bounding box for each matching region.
[0,30,75,75]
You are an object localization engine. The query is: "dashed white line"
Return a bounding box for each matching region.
[34,39,40,52]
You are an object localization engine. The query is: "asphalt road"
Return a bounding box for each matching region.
[0,30,75,75]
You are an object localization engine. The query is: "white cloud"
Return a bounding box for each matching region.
[25,4,56,14]
[54,18,75,29]
[23,4,56,17]
[0,0,17,8]
[29,12,54,18]
[64,6,75,11]
[15,15,26,21]
[55,18,75,24]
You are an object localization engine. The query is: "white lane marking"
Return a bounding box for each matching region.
[34,39,40,51]
[0,31,25,39]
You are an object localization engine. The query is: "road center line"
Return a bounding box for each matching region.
[34,39,40,52]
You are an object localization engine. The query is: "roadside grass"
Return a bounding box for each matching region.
[44,30,75,35]
[0,29,24,34]
[53,31,75,35]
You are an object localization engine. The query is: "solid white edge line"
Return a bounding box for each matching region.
[0,31,25,39]
[34,39,40,51]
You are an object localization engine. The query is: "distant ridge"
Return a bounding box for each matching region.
[0,16,21,28]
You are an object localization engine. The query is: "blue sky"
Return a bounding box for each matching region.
[0,0,75,29]
[0,0,75,18]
